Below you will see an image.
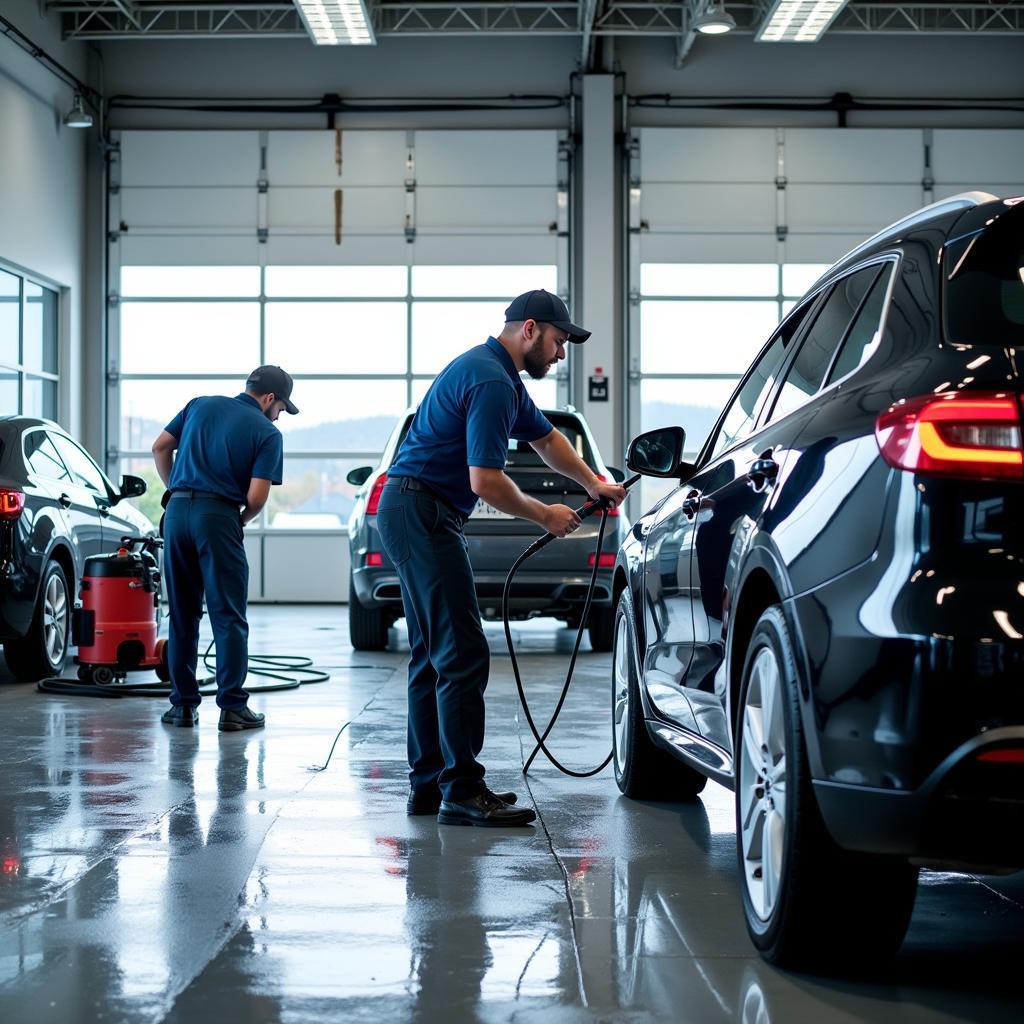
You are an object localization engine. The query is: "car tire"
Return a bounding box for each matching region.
[735,605,918,969]
[612,589,707,801]
[348,576,390,651]
[3,560,71,681]
[588,603,615,652]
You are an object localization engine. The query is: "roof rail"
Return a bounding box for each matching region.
[826,190,1000,278]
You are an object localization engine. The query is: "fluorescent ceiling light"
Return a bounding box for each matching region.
[756,0,849,43]
[694,2,737,35]
[294,0,376,46]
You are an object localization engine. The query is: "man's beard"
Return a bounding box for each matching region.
[523,337,554,380]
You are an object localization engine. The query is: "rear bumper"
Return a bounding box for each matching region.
[814,725,1024,870]
[0,560,35,640]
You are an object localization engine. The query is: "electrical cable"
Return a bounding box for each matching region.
[505,474,640,778]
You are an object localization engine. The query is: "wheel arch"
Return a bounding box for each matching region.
[42,541,76,605]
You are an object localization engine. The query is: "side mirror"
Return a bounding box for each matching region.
[605,466,626,484]
[346,466,373,487]
[118,474,147,501]
[626,427,688,478]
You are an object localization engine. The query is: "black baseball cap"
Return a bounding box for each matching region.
[504,289,591,344]
[246,365,299,415]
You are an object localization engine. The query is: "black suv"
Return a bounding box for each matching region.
[0,418,154,680]
[347,407,627,652]
[612,193,1024,968]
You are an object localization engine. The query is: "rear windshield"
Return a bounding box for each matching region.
[944,203,1024,347]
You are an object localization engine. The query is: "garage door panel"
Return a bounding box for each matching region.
[415,131,558,186]
[266,130,408,187]
[411,234,558,265]
[262,535,347,601]
[417,186,556,231]
[118,235,262,266]
[268,187,405,230]
[264,235,410,265]
[787,185,922,233]
[784,129,922,183]
[932,131,1024,186]
[120,131,260,187]
[639,128,777,183]
[122,187,256,230]
[639,233,779,263]
[642,183,775,232]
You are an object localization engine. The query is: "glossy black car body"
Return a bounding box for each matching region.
[347,407,627,652]
[613,193,1024,967]
[0,417,154,680]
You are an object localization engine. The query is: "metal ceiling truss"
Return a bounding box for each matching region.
[47,1,1024,40]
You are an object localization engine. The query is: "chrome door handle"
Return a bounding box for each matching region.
[747,458,779,483]
[681,490,701,518]
[58,493,73,509]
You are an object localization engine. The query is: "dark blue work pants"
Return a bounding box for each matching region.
[375,481,490,803]
[163,495,250,710]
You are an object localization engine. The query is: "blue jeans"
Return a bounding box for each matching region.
[163,495,250,710]
[375,480,490,803]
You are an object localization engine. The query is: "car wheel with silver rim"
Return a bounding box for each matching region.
[3,559,71,680]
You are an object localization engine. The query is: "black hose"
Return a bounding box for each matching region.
[506,474,640,777]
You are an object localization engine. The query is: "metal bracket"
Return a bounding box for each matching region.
[257,228,268,243]
[107,293,119,308]
[776,225,789,241]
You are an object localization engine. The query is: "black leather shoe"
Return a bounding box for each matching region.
[438,791,536,828]
[407,786,518,816]
[161,705,198,727]
[218,706,265,732]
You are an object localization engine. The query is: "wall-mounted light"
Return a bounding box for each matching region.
[694,2,737,35]
[63,93,93,128]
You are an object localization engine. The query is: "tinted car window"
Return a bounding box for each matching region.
[24,431,72,484]
[770,264,883,423]
[50,434,107,493]
[823,263,893,387]
[706,300,817,462]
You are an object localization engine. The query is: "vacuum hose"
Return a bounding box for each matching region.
[505,473,640,777]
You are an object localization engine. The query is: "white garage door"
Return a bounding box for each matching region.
[108,128,569,601]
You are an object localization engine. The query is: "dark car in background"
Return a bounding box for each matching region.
[611,193,1024,969]
[0,417,154,680]
[347,407,627,652]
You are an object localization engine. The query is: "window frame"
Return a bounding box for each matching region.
[0,262,60,420]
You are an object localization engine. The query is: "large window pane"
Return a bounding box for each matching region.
[412,302,507,374]
[24,283,58,374]
[275,380,407,452]
[23,377,57,420]
[121,266,260,298]
[412,265,557,298]
[266,457,370,529]
[0,269,19,367]
[265,266,406,298]
[640,378,739,457]
[640,301,779,374]
[782,264,831,298]
[523,377,557,410]
[0,370,18,412]
[120,303,259,373]
[265,302,406,374]
[641,264,778,297]
[120,379,239,450]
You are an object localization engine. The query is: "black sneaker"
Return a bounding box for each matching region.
[438,791,536,828]
[218,706,265,732]
[407,786,518,816]
[161,705,198,727]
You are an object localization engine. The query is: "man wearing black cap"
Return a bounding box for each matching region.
[151,366,298,731]
[377,289,626,827]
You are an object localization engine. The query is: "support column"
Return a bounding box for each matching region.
[577,74,623,469]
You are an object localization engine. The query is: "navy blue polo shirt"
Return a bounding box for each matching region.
[389,337,553,516]
[165,393,284,504]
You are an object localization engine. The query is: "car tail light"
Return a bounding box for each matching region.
[875,392,1024,481]
[366,474,387,515]
[977,748,1024,764]
[593,474,619,516]
[588,553,616,568]
[0,489,25,520]
[365,552,383,567]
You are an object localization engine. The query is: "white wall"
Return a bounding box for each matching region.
[0,0,92,442]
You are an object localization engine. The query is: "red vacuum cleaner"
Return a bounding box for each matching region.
[72,535,169,685]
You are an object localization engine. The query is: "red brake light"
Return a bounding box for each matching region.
[875,392,1023,481]
[593,474,619,516]
[365,552,383,567]
[977,748,1024,764]
[0,489,25,520]
[588,553,616,568]
[366,474,388,516]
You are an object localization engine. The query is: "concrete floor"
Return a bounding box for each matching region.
[1,605,1022,1024]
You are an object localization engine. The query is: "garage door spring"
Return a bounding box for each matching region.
[505,474,639,778]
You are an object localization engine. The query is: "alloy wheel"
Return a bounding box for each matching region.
[738,644,788,922]
[43,573,69,666]
[612,612,630,774]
